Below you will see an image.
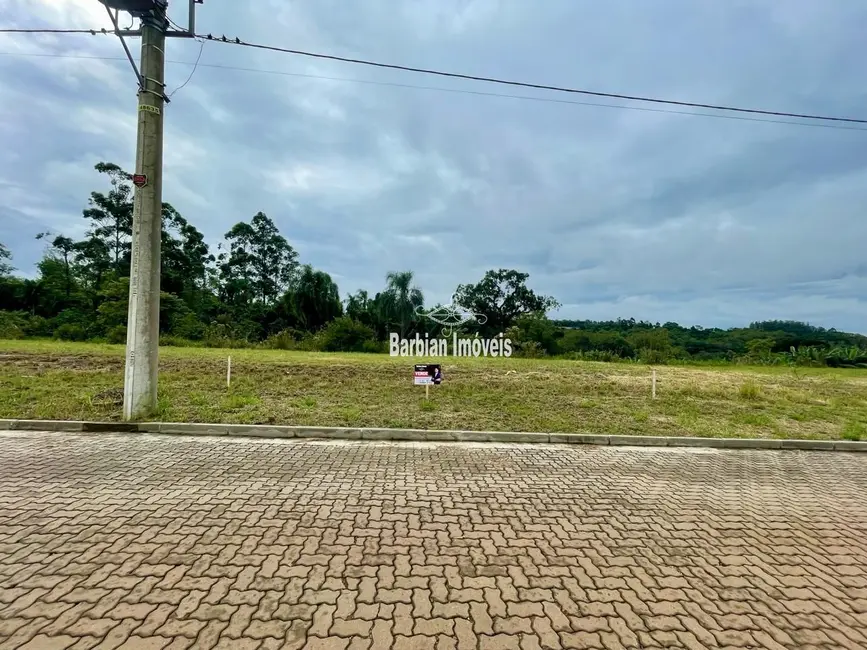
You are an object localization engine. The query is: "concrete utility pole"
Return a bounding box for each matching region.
[100,0,201,419]
[123,5,167,420]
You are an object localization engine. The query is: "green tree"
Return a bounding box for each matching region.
[0,241,12,276]
[508,313,561,355]
[220,212,298,307]
[381,271,424,338]
[285,265,343,332]
[161,203,213,303]
[346,290,372,324]
[82,162,134,274]
[36,234,76,298]
[454,269,559,337]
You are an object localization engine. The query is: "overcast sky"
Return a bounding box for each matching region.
[1,0,866,332]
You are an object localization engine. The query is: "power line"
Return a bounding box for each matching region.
[4,50,866,133]
[167,37,205,99]
[197,33,867,126]
[0,28,109,34]
[3,27,867,127]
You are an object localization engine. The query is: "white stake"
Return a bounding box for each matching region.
[227,356,232,388]
[652,369,657,399]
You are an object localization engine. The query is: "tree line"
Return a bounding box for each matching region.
[1,161,865,367]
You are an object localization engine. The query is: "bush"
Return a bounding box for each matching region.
[171,312,206,340]
[262,329,306,350]
[738,381,761,400]
[513,340,545,358]
[0,311,25,339]
[320,317,375,352]
[638,347,670,365]
[107,325,127,344]
[53,323,88,342]
[23,315,52,337]
[582,349,622,363]
[362,339,386,354]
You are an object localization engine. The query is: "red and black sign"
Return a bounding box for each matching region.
[132,174,148,188]
[414,364,442,385]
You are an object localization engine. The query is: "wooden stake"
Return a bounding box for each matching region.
[652,369,657,399]
[227,356,232,388]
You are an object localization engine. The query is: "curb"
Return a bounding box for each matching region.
[1,419,864,452]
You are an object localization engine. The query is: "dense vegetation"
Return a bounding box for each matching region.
[1,161,865,368]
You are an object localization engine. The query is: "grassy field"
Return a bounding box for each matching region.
[1,339,866,440]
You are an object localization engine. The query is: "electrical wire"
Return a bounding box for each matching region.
[196,33,867,126]
[3,27,867,126]
[3,50,866,133]
[0,28,109,34]
[167,38,205,98]
[3,49,867,133]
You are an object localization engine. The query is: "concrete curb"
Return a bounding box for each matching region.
[1,418,865,452]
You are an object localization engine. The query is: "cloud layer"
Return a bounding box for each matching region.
[1,0,866,331]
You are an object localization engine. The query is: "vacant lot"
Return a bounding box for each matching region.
[1,339,865,439]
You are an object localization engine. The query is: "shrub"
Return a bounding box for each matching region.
[0,311,25,339]
[23,315,52,337]
[262,329,304,350]
[638,347,670,365]
[841,421,865,441]
[362,339,386,354]
[320,317,375,352]
[171,312,206,340]
[738,381,761,400]
[513,341,545,358]
[53,323,88,342]
[583,349,622,363]
[201,323,254,349]
[107,325,127,344]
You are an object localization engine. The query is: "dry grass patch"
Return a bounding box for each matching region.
[1,340,866,439]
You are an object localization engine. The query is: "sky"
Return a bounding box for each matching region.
[1,0,866,332]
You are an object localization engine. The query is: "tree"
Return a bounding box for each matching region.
[36,234,76,298]
[72,237,112,298]
[220,212,298,307]
[161,203,213,303]
[283,265,343,332]
[0,241,12,276]
[346,290,372,323]
[381,271,424,338]
[508,313,561,355]
[82,162,134,274]
[454,269,559,337]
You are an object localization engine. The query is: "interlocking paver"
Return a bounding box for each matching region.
[1,432,866,650]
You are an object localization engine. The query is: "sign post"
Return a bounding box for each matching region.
[414,363,442,400]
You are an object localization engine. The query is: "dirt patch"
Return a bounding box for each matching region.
[0,353,124,373]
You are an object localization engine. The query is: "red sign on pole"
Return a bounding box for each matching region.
[132,174,148,188]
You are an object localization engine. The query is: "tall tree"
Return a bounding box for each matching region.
[0,241,12,276]
[161,203,213,301]
[454,269,559,337]
[36,234,76,298]
[220,212,298,307]
[381,271,424,338]
[82,162,134,274]
[284,265,343,332]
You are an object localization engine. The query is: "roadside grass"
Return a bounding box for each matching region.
[1,339,866,439]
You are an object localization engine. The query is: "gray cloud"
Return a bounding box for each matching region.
[1,0,866,331]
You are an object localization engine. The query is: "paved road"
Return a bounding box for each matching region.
[1,433,866,650]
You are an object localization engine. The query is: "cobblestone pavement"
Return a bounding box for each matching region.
[1,432,866,650]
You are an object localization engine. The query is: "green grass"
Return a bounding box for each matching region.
[1,339,866,439]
